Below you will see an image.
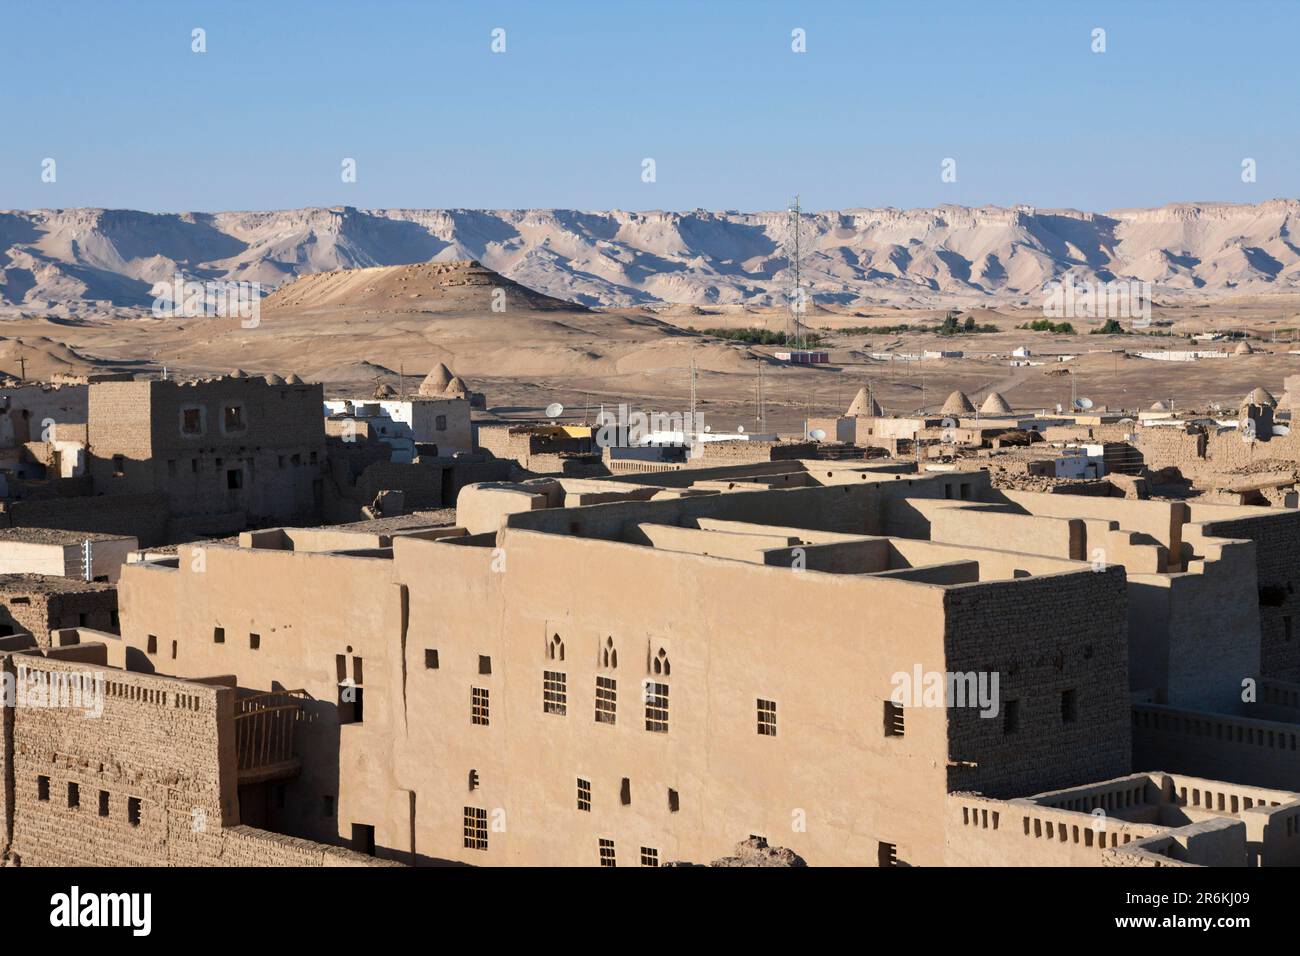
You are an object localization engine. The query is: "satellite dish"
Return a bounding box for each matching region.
[809,428,827,441]
[544,402,564,418]
[1073,397,1094,411]
[737,425,746,433]
[1275,425,1291,436]
[703,424,712,433]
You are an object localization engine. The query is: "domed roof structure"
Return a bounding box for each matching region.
[444,375,470,396]
[1244,386,1277,408]
[285,373,304,385]
[979,392,1013,415]
[418,362,455,397]
[1234,341,1255,355]
[940,390,975,416]
[264,373,285,386]
[1150,400,1170,412]
[846,386,882,417]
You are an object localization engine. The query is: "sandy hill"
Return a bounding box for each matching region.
[6,201,1300,315]
[264,259,586,314]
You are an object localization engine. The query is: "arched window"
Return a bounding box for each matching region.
[653,647,670,677]
[549,633,564,662]
[602,636,617,669]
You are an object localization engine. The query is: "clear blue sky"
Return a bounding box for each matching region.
[2,0,1296,213]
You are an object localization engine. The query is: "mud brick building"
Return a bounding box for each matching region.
[0,639,395,867]
[0,575,118,644]
[87,374,327,540]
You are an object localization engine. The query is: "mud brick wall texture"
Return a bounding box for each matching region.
[3,494,169,546]
[1,655,393,867]
[87,379,328,530]
[5,656,236,866]
[943,566,1132,799]
[0,587,118,646]
[1198,512,1300,681]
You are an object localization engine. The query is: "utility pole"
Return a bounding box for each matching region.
[17,354,25,382]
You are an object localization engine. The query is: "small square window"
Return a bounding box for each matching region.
[98,790,109,816]
[250,632,260,650]
[640,846,659,867]
[112,455,125,477]
[37,776,49,801]
[214,626,225,644]
[223,405,245,431]
[878,841,898,867]
[424,648,439,669]
[182,408,202,434]
[598,838,616,867]
[436,414,447,431]
[146,635,158,655]
[478,655,492,675]
[127,796,142,826]
[668,788,679,812]
[67,782,80,809]
[227,468,243,490]
[577,778,591,812]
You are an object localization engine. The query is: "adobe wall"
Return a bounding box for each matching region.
[1133,704,1300,792]
[88,378,327,528]
[1187,506,1300,681]
[116,544,408,860]
[943,566,1131,798]
[0,585,118,646]
[2,493,169,546]
[4,653,238,866]
[390,527,955,867]
[945,790,1166,866]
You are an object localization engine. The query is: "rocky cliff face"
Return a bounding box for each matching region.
[3,200,1299,314]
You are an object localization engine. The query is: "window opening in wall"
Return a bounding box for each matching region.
[757,698,777,736]
[884,700,905,737]
[644,681,669,733]
[463,807,488,850]
[577,778,591,812]
[598,838,616,867]
[1061,689,1077,723]
[595,675,617,724]
[472,686,490,725]
[543,670,567,715]
[425,648,439,669]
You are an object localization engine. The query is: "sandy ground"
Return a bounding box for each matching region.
[2,262,1298,437]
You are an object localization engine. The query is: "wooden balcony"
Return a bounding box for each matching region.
[235,689,305,783]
